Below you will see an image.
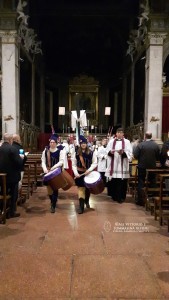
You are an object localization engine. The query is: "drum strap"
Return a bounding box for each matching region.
[110,138,125,176]
[47,150,51,169]
[79,155,86,170]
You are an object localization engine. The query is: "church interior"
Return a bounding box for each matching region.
[0,0,169,150]
[1,3,169,298]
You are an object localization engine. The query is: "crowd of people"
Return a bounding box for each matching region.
[41,127,169,214]
[1,128,169,220]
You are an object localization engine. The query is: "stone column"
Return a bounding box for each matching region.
[0,30,19,134]
[49,91,53,125]
[144,32,167,141]
[40,74,45,132]
[114,92,118,126]
[122,76,127,128]
[130,64,135,125]
[31,62,35,125]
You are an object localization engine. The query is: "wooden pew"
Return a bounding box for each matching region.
[20,164,31,201]
[26,154,43,186]
[18,159,41,204]
[128,161,138,199]
[153,174,169,230]
[144,168,169,212]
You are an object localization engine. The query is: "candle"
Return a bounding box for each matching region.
[95,126,97,134]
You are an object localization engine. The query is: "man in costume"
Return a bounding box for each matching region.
[41,134,66,213]
[105,128,132,203]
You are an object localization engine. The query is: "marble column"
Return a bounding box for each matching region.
[144,32,167,141]
[0,30,19,134]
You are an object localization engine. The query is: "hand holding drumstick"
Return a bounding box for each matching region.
[74,170,91,179]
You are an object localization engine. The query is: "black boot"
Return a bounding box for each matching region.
[85,199,90,208]
[78,198,85,214]
[85,189,90,208]
[50,204,55,213]
[49,195,57,213]
[135,189,145,206]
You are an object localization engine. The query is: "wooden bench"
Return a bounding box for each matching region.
[0,173,11,224]
[128,161,138,199]
[26,154,43,186]
[153,174,169,230]
[20,164,31,201]
[144,168,169,212]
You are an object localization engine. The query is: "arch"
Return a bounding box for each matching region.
[163,39,169,67]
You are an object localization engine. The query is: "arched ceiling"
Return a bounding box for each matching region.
[28,0,140,84]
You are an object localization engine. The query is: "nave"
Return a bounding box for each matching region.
[0,186,169,299]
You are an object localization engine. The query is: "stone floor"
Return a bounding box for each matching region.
[0,186,169,299]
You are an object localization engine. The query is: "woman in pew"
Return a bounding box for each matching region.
[41,134,66,213]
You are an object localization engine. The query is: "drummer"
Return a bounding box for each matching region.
[71,135,97,214]
[41,134,66,213]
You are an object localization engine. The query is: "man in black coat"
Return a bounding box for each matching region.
[134,132,160,206]
[12,134,27,167]
[12,134,27,192]
[160,135,169,168]
[0,133,23,218]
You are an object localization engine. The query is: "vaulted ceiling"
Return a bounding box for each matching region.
[29,0,140,84]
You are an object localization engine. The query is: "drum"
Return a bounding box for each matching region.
[84,171,105,194]
[62,169,75,191]
[43,168,67,191]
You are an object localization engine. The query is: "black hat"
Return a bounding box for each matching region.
[79,135,87,144]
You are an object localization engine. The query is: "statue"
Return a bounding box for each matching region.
[17,0,29,25]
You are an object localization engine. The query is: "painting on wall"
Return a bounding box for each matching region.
[70,92,96,121]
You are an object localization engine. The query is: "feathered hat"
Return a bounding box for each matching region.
[49,133,58,142]
[79,135,87,144]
